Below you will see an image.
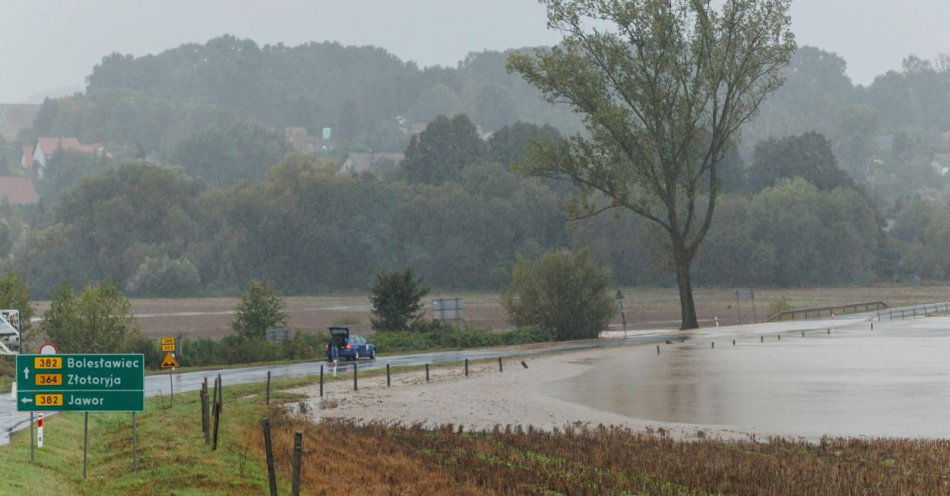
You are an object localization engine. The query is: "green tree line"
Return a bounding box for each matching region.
[0,119,940,298]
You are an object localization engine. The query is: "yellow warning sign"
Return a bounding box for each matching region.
[160,352,179,369]
[160,337,176,352]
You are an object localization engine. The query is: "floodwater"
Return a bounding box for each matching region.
[550,318,950,438]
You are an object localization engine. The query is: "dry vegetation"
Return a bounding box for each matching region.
[261,413,950,495]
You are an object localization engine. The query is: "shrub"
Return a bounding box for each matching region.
[42,281,140,353]
[233,280,287,339]
[502,249,615,341]
[0,272,33,336]
[217,336,285,364]
[0,356,12,379]
[177,337,222,368]
[126,256,201,297]
[130,334,163,369]
[767,297,792,319]
[287,331,329,360]
[371,325,553,354]
[370,269,430,332]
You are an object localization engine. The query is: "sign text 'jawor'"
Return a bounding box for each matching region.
[16,354,145,412]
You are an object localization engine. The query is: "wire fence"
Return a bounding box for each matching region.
[877,303,950,321]
[767,301,888,322]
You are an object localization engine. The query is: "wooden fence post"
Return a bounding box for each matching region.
[262,417,278,496]
[266,371,271,405]
[291,431,303,496]
[200,380,210,443]
[212,377,222,451]
[211,376,218,415]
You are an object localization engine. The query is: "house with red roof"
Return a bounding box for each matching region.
[0,176,39,205]
[20,137,109,176]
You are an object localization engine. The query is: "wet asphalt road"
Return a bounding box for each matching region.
[0,331,680,444]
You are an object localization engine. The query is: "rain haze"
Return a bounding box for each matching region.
[2,0,950,493]
[1,0,949,101]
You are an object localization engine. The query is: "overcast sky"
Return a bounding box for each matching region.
[2,0,948,102]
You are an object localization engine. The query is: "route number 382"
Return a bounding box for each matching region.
[34,357,63,369]
[36,394,63,406]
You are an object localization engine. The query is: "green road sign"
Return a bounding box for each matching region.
[15,354,144,412]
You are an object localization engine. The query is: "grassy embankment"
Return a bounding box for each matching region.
[0,375,316,496]
[0,361,470,496]
[2,362,950,495]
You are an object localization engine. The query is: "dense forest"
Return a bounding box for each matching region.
[1,36,950,297]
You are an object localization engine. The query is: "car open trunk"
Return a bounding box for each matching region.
[328,326,350,349]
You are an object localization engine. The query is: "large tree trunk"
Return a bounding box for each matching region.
[673,250,699,330]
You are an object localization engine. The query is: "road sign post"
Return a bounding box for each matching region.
[83,413,88,480]
[131,412,137,472]
[160,339,179,408]
[734,288,756,324]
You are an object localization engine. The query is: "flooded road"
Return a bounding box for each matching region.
[550,318,950,438]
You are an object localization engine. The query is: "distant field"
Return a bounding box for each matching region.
[25,285,950,340]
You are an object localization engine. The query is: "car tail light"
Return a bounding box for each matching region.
[346,344,352,350]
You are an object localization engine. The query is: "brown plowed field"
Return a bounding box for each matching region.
[28,285,950,339]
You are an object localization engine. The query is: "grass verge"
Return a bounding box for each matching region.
[0,375,315,496]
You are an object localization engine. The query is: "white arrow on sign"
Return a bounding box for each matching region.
[22,368,29,380]
[20,397,32,404]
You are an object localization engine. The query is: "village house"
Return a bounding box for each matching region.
[21,137,109,176]
[284,126,334,153]
[0,176,39,205]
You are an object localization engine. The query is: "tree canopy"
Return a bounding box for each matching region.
[509,0,796,328]
[503,249,615,340]
[232,280,287,339]
[370,269,430,332]
[400,114,486,184]
[747,132,855,192]
[42,282,140,353]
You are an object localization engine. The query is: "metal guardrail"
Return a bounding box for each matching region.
[877,303,950,321]
[767,301,888,322]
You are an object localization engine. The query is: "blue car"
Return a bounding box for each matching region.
[325,326,376,361]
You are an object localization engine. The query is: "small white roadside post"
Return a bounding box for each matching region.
[37,415,43,448]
